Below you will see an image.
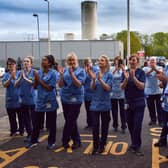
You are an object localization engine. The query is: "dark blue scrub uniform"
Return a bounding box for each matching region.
[19,69,36,137]
[30,69,58,146]
[2,71,24,135]
[123,68,146,151]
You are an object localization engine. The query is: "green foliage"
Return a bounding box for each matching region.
[100,31,168,58]
[116,30,142,55]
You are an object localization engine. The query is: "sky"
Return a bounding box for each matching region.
[0,0,168,41]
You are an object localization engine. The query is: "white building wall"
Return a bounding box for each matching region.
[0,40,123,66]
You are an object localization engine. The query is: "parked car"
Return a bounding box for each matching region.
[0,66,5,78]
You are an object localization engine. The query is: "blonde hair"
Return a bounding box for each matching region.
[84,57,92,65]
[66,52,78,67]
[24,56,34,64]
[99,54,110,69]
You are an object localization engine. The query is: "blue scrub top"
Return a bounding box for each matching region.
[162,66,168,112]
[19,68,35,105]
[84,66,98,101]
[143,66,163,95]
[35,69,58,112]
[60,67,86,104]
[123,68,146,100]
[2,71,21,108]
[90,70,113,112]
[110,67,125,99]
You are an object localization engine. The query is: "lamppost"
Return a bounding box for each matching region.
[44,0,51,55]
[33,13,41,66]
[127,0,130,63]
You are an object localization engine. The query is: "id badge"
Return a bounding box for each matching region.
[70,97,77,103]
[46,102,52,109]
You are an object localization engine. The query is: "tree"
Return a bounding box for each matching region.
[116,30,142,57]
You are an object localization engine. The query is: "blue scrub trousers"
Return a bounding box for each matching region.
[84,100,92,127]
[20,104,35,136]
[158,110,168,143]
[92,111,111,149]
[31,110,57,144]
[6,108,24,134]
[111,98,126,129]
[62,103,81,146]
[126,99,145,150]
[146,94,162,123]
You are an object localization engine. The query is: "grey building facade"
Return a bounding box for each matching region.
[0,40,123,67]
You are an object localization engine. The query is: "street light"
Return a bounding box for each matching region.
[127,0,130,64]
[33,13,41,65]
[44,0,51,55]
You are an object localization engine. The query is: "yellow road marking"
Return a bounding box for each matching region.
[101,141,113,155]
[0,135,48,168]
[110,142,128,155]
[0,147,28,168]
[24,166,39,168]
[80,134,117,138]
[83,140,93,154]
[152,138,168,168]
[150,133,161,137]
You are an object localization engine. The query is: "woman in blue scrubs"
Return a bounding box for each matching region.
[83,57,98,130]
[58,52,86,149]
[88,55,113,155]
[110,56,126,133]
[27,55,58,150]
[121,54,146,156]
[2,58,24,136]
[15,56,35,141]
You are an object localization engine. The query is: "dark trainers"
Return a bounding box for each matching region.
[47,143,56,150]
[154,141,167,147]
[91,148,98,155]
[10,132,17,137]
[127,146,136,153]
[98,146,105,153]
[134,149,144,156]
[63,143,70,149]
[26,142,38,149]
[24,135,31,142]
[72,142,81,150]
[148,121,156,126]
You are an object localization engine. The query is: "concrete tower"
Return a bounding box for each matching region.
[81,1,97,40]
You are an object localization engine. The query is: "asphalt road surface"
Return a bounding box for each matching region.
[0,103,168,168]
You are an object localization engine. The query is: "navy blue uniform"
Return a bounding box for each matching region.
[123,68,146,151]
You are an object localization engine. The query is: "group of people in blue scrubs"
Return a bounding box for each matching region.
[2,53,168,156]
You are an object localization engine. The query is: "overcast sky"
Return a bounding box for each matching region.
[0,0,168,41]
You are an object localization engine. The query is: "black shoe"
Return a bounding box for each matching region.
[121,129,126,134]
[84,126,92,130]
[24,135,31,142]
[114,128,118,132]
[63,143,70,149]
[47,143,56,150]
[134,149,144,156]
[127,146,136,153]
[98,146,105,153]
[154,141,167,147]
[26,142,38,149]
[92,148,98,155]
[148,121,156,126]
[72,142,81,150]
[10,132,17,137]
[158,122,164,127]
